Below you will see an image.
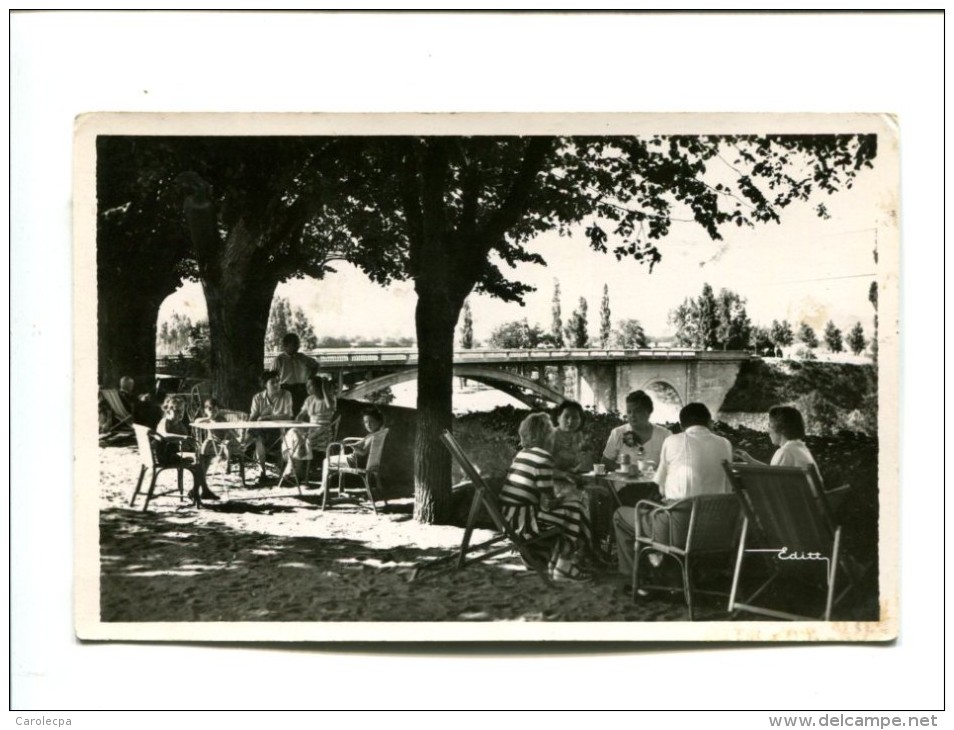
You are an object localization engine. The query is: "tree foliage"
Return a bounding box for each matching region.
[770,319,795,349]
[823,320,844,353]
[798,322,819,349]
[265,296,319,351]
[599,284,612,348]
[488,318,546,349]
[750,325,775,356]
[670,283,750,350]
[564,297,590,348]
[459,299,475,349]
[846,322,866,355]
[550,279,565,348]
[614,319,649,349]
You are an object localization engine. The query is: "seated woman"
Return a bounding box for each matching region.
[156,395,218,501]
[249,370,294,486]
[550,401,611,560]
[733,405,847,511]
[734,405,817,470]
[499,412,593,583]
[550,400,592,473]
[282,375,338,482]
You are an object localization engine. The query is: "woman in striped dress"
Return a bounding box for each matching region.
[500,412,593,582]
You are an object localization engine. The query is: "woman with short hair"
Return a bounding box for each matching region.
[734,405,818,470]
[499,412,593,582]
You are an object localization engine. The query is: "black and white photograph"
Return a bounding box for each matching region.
[13,10,943,715]
[75,112,898,641]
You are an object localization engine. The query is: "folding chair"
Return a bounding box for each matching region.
[130,424,204,511]
[439,429,559,586]
[632,493,742,620]
[99,388,134,444]
[723,462,859,621]
[322,427,389,513]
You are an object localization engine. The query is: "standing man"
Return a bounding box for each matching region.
[272,332,319,413]
[612,402,733,577]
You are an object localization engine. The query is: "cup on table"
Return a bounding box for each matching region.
[636,459,646,473]
[593,464,606,476]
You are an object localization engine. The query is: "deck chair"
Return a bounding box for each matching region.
[723,462,858,621]
[130,424,204,511]
[632,493,742,620]
[322,427,389,513]
[439,430,560,586]
[99,389,134,443]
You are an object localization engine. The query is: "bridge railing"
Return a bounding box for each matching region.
[156,347,751,374]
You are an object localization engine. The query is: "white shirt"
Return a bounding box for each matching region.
[770,439,817,470]
[654,426,733,501]
[602,423,671,465]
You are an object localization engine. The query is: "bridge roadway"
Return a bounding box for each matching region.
[271,346,751,369]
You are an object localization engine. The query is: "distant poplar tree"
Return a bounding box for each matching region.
[846,322,866,355]
[599,284,612,348]
[551,279,565,348]
[564,297,589,348]
[293,307,319,350]
[460,300,475,349]
[823,320,843,352]
[798,322,819,349]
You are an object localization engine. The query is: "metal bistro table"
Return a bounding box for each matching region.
[579,467,658,563]
[191,420,328,498]
[580,468,658,509]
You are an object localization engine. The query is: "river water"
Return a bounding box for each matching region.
[386,380,684,422]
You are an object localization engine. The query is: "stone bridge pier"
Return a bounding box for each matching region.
[573,357,747,416]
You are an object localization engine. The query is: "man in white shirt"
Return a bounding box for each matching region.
[612,402,733,576]
[272,332,319,413]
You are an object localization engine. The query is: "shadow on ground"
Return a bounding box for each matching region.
[100,505,735,623]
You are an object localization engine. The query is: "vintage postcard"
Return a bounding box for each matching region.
[74,112,899,642]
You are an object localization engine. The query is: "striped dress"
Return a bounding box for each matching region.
[499,447,591,548]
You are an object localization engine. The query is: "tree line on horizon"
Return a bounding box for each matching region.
[159,295,417,357]
[460,279,869,357]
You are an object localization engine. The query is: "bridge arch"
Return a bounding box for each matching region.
[345,365,566,408]
[636,378,687,408]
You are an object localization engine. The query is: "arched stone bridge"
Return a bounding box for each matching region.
[298,348,753,415]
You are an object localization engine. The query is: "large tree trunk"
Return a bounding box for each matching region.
[203,275,276,412]
[97,273,173,389]
[413,287,461,524]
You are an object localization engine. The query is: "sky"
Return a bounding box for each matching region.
[160,153,884,345]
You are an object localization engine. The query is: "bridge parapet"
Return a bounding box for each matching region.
[260,347,752,369]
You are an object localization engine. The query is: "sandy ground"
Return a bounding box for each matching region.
[96,442,871,624]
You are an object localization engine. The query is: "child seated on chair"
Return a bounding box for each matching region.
[319,407,386,492]
[193,397,248,473]
[157,395,218,500]
[499,412,593,583]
